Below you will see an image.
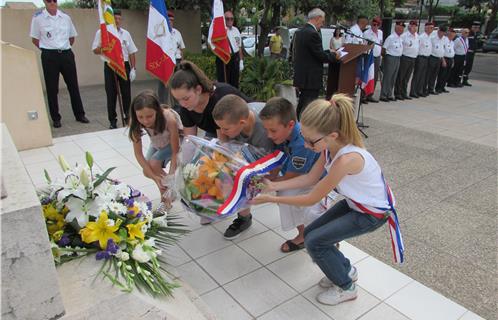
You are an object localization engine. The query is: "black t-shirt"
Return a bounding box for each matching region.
[179,82,251,135]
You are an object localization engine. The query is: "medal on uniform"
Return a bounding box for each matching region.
[47,31,52,38]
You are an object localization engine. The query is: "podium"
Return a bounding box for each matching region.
[326,44,372,98]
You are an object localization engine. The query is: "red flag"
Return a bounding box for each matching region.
[98,0,126,80]
[208,0,231,64]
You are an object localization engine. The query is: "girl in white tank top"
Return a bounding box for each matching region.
[253,94,404,306]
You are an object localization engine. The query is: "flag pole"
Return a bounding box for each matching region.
[114,73,126,127]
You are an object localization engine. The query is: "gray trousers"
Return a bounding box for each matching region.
[395,56,416,98]
[374,56,381,90]
[410,56,429,96]
[380,54,400,99]
[426,56,442,93]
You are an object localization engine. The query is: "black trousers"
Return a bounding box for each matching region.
[463,51,475,81]
[297,89,319,119]
[395,55,416,98]
[449,55,465,85]
[41,49,85,122]
[426,56,442,93]
[410,56,429,96]
[104,62,131,124]
[436,57,454,91]
[373,56,381,91]
[216,53,240,88]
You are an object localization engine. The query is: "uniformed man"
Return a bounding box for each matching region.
[362,17,383,102]
[426,25,447,95]
[395,20,419,100]
[211,10,244,88]
[410,22,433,98]
[463,22,481,86]
[448,28,469,87]
[435,28,456,93]
[92,9,137,129]
[30,0,89,128]
[380,21,404,102]
[345,15,368,44]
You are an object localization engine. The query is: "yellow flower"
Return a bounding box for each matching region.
[43,204,66,235]
[80,211,121,249]
[126,220,147,240]
[128,204,140,217]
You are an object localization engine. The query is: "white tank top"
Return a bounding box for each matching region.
[325,144,390,209]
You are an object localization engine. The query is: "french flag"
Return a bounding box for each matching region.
[208,0,231,64]
[360,50,375,96]
[145,0,176,84]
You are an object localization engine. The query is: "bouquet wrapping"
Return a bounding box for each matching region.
[177,135,286,221]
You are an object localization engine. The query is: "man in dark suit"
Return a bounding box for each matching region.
[293,8,339,118]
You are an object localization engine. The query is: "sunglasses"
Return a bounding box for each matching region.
[372,23,379,26]
[46,0,57,3]
[225,17,234,21]
[303,135,326,148]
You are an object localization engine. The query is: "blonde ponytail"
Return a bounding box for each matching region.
[301,94,364,148]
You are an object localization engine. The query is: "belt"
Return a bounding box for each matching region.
[430,55,441,59]
[41,48,71,53]
[386,54,401,58]
[402,55,416,59]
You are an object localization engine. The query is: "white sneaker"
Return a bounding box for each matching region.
[319,266,358,288]
[317,283,358,305]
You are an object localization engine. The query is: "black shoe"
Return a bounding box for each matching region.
[53,120,61,128]
[109,122,117,129]
[380,97,390,102]
[420,93,428,97]
[367,97,379,103]
[463,81,472,87]
[389,97,397,101]
[442,89,449,93]
[76,116,90,123]
[429,91,439,95]
[395,96,405,101]
[457,83,464,87]
[404,96,412,100]
[447,84,457,88]
[409,94,419,98]
[223,215,252,239]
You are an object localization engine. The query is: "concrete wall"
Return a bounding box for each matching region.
[0,41,52,150]
[0,8,201,88]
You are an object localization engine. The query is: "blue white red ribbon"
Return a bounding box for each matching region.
[217,150,286,216]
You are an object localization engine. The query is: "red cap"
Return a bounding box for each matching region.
[409,20,418,26]
[167,10,174,18]
[425,22,434,26]
[449,27,456,33]
[372,16,382,24]
[395,20,405,26]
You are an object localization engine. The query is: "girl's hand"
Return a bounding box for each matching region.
[261,178,276,193]
[250,194,275,205]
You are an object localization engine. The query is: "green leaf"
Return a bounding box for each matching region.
[44,169,52,184]
[85,152,94,169]
[93,167,116,188]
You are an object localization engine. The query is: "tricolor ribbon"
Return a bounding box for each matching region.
[217,150,287,216]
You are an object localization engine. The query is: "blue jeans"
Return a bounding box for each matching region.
[304,199,387,290]
[145,144,172,162]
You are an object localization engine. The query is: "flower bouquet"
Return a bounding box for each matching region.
[38,152,188,297]
[177,135,286,221]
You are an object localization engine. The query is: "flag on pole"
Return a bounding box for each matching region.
[98,0,127,80]
[360,50,375,96]
[208,0,231,64]
[146,0,176,84]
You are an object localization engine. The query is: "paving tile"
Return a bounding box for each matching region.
[211,217,269,243]
[201,287,253,320]
[339,241,370,265]
[303,285,380,320]
[357,303,410,320]
[444,174,497,217]
[258,295,330,320]
[161,244,191,267]
[354,256,413,300]
[237,230,288,265]
[178,226,232,259]
[267,250,324,292]
[175,261,218,295]
[117,175,154,188]
[386,282,467,320]
[272,226,299,240]
[253,204,282,229]
[73,137,110,153]
[197,245,261,285]
[224,268,297,317]
[108,163,142,180]
[19,147,56,165]
[48,141,84,157]
[458,310,487,320]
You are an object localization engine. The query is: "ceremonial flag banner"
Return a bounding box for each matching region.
[360,50,375,96]
[146,0,176,84]
[98,0,127,80]
[208,0,231,64]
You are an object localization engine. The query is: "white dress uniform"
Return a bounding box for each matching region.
[395,31,419,99]
[380,33,403,100]
[30,9,86,126]
[172,28,185,62]
[427,34,446,93]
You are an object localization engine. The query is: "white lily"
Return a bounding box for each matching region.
[64,197,89,227]
[56,173,87,203]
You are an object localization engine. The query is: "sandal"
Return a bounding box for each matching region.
[280,240,305,253]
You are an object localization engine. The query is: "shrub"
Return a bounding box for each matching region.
[183,51,217,80]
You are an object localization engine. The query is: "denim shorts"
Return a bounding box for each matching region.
[145,144,172,162]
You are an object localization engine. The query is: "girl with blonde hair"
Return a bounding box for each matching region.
[253,94,404,306]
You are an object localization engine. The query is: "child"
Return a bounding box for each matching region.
[128,90,182,209]
[253,94,404,306]
[212,94,274,239]
[259,97,321,252]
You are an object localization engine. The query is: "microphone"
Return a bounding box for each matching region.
[330,23,348,30]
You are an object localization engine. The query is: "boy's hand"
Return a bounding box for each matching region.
[250,194,274,205]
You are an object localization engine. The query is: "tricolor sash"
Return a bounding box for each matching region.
[217,151,286,216]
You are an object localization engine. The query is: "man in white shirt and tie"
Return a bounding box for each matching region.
[363,16,383,102]
[213,10,244,89]
[427,25,447,95]
[448,28,469,87]
[380,21,405,102]
[410,22,433,98]
[436,28,456,93]
[395,20,419,100]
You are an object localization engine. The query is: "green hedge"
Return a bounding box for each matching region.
[183,51,217,80]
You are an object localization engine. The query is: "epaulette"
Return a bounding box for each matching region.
[33,9,43,17]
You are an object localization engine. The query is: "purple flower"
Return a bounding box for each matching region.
[58,235,70,246]
[125,198,135,207]
[106,239,119,254]
[40,197,52,205]
[136,212,142,218]
[146,201,152,211]
[96,251,110,260]
[130,188,141,198]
